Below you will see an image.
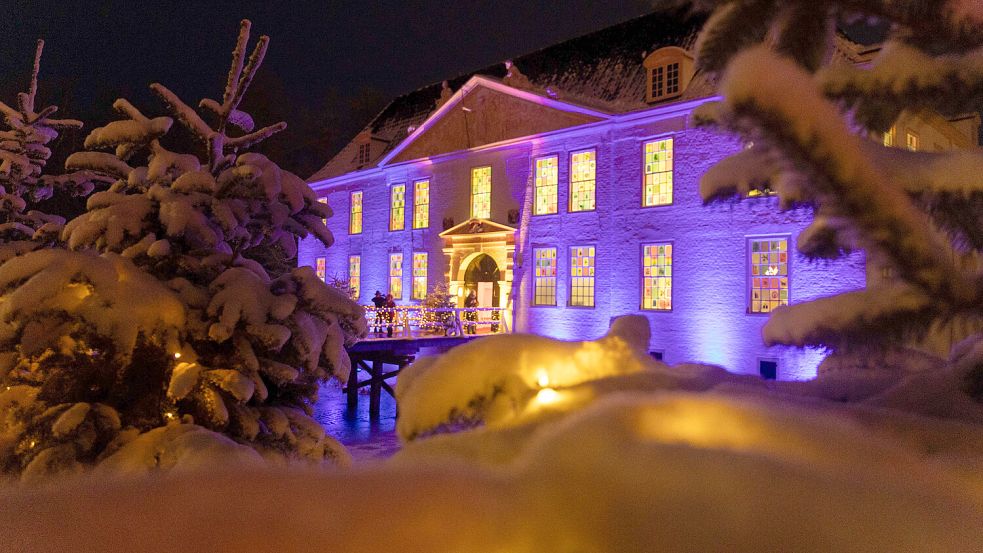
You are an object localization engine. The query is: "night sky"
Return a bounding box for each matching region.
[0,0,655,177]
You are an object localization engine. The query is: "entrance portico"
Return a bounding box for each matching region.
[439,218,516,310]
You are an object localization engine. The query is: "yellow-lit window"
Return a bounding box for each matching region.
[390,184,405,231]
[749,238,789,314]
[389,252,403,299]
[570,150,596,212]
[906,131,919,151]
[315,256,326,282]
[642,243,672,310]
[883,126,896,147]
[643,138,673,206]
[533,247,557,306]
[413,179,429,229]
[412,252,427,300]
[348,255,360,301]
[570,246,595,307]
[471,166,491,219]
[317,197,328,225]
[349,191,362,234]
[534,155,558,215]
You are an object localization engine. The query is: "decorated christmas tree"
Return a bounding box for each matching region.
[0,21,366,479]
[421,283,456,335]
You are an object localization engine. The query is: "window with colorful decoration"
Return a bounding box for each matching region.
[412,252,427,300]
[534,155,558,215]
[533,247,557,306]
[348,255,360,301]
[570,149,596,212]
[315,256,326,282]
[389,252,403,299]
[643,138,673,206]
[569,246,595,307]
[390,184,405,231]
[471,166,491,219]
[749,237,789,314]
[413,179,429,229]
[349,191,362,234]
[642,243,672,310]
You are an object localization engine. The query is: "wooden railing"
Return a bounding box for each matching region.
[362,305,510,338]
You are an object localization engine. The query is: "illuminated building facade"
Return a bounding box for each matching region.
[300,8,976,379]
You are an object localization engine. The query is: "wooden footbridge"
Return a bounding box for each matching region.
[344,306,508,419]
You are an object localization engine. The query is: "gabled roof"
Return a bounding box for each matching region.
[439,218,517,237]
[381,76,610,166]
[310,5,708,182]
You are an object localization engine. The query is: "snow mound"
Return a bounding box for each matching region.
[2,393,980,552]
[395,315,662,440]
[96,423,265,476]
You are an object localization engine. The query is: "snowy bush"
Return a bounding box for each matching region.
[0,21,365,479]
[692,0,983,395]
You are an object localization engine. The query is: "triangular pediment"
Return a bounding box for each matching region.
[384,77,609,165]
[439,218,517,237]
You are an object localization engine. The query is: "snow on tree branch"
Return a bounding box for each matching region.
[695,0,983,387]
[822,42,983,131]
[718,47,976,306]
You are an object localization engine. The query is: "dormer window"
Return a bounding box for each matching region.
[644,47,694,103]
[357,142,371,166]
[653,62,681,98]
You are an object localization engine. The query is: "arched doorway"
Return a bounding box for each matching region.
[464,254,500,308]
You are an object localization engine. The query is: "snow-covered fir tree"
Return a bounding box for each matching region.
[0,21,366,478]
[0,40,107,262]
[693,0,983,393]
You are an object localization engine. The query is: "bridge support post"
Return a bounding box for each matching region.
[346,353,359,412]
[369,360,382,421]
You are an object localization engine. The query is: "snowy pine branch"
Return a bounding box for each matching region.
[149,83,213,144]
[693,0,773,74]
[718,47,977,306]
[821,42,983,132]
[762,285,935,351]
[224,20,252,107]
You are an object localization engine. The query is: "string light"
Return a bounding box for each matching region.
[535,387,560,404]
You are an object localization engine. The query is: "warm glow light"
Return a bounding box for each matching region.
[535,387,560,405]
[173,352,181,359]
[536,370,550,388]
[164,411,177,421]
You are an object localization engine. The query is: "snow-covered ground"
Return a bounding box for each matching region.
[2,316,981,552]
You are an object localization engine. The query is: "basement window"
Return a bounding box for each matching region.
[759,359,778,380]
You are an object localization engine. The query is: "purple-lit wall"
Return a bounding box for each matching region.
[300,101,867,380]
